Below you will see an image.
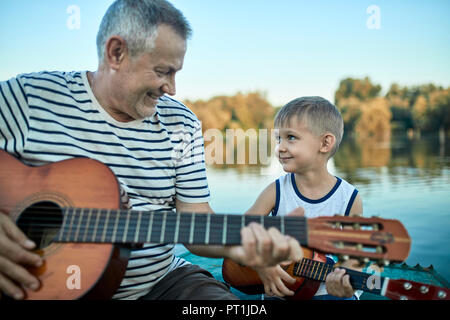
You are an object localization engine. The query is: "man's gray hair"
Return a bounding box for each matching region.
[96,0,192,62]
[275,96,344,158]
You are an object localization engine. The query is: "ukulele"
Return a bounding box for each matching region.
[222,249,449,300]
[0,150,411,299]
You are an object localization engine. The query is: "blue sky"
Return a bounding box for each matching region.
[0,0,449,106]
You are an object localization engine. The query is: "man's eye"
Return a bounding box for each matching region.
[156,70,169,76]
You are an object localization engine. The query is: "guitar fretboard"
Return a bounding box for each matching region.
[55,208,309,246]
[293,258,386,295]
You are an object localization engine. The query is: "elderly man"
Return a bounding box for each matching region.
[0,0,302,300]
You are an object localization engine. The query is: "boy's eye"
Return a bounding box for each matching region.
[287,135,296,140]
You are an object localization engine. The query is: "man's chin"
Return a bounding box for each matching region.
[136,105,157,119]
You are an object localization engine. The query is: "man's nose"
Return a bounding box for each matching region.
[162,74,176,96]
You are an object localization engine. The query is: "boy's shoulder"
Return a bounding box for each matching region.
[335,176,358,191]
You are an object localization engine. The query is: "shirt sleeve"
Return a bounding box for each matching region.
[174,120,211,203]
[0,75,30,157]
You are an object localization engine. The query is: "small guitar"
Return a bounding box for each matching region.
[222,249,449,300]
[0,150,411,299]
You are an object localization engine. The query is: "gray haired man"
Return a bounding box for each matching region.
[0,0,303,300]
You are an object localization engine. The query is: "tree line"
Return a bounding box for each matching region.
[185,77,449,141]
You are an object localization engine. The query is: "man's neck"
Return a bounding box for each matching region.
[86,70,135,123]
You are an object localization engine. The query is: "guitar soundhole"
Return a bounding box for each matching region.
[16,201,63,250]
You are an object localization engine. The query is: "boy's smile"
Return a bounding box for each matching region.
[274,118,323,173]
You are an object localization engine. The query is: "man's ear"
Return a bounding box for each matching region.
[320,133,336,154]
[104,36,128,70]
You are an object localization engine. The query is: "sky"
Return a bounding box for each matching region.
[0,0,449,106]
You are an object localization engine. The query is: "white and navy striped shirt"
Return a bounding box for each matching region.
[0,71,210,299]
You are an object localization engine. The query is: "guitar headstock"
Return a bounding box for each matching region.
[306,215,411,265]
[386,279,449,300]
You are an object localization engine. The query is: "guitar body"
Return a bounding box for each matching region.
[222,248,326,300]
[0,151,129,299]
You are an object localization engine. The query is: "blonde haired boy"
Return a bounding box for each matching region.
[246,96,363,299]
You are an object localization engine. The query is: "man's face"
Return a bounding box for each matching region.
[111,24,187,121]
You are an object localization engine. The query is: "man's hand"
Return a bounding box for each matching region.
[178,201,304,269]
[226,222,303,268]
[0,213,43,300]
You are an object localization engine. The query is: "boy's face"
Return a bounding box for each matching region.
[274,117,324,173]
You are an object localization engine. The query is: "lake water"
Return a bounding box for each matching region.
[199,133,450,282]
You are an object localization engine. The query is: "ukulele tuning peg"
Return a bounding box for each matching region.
[377,259,390,267]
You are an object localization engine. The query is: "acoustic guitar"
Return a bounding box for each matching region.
[0,150,411,299]
[222,249,449,300]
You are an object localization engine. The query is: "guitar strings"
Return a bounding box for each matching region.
[293,259,371,291]
[16,208,309,244]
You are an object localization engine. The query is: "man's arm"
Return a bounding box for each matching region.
[175,199,303,268]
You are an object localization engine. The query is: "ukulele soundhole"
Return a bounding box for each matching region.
[16,201,64,250]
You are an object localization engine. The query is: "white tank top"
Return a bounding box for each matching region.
[272,173,360,297]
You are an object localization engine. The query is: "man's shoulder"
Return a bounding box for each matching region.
[14,70,86,91]
[156,96,201,128]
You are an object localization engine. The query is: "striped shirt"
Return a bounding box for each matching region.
[0,70,211,299]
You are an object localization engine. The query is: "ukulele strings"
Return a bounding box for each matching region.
[293,258,371,290]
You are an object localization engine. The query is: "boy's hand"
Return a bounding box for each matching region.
[255,262,296,297]
[325,268,355,298]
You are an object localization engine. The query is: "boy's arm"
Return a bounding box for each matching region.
[246,183,300,297]
[348,193,363,216]
[245,182,277,215]
[325,192,364,298]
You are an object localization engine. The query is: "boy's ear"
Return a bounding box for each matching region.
[320,133,336,154]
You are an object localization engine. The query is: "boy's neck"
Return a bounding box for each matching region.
[293,168,337,201]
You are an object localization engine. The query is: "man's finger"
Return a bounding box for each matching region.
[0,234,42,267]
[0,214,35,250]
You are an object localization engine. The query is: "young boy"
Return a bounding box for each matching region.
[246,96,363,299]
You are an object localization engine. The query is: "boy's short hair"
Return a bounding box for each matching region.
[274,96,344,157]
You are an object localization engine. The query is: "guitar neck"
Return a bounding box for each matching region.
[56,208,309,246]
[293,258,388,296]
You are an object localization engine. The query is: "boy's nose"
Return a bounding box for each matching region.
[277,140,287,152]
